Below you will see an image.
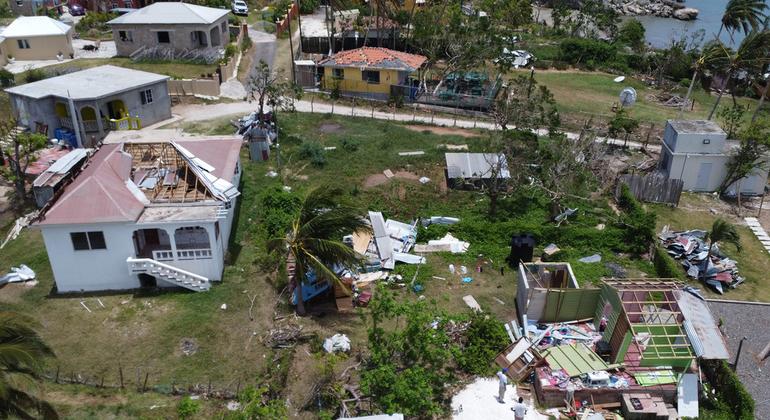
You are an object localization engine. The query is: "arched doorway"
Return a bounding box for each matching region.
[209,27,221,47]
[132,228,172,260]
[80,106,96,121]
[54,102,69,118]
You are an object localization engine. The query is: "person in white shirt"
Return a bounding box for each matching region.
[496,368,509,403]
[511,396,527,420]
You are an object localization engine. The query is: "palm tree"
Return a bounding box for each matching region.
[0,312,57,420]
[717,0,768,42]
[702,218,742,279]
[268,186,372,315]
[707,30,770,120]
[679,43,724,118]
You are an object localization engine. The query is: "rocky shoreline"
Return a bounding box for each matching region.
[606,0,699,20]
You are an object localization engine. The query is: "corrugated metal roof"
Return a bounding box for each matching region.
[318,47,426,72]
[445,153,510,179]
[675,290,730,360]
[541,343,609,377]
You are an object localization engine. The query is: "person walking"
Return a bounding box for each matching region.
[511,396,527,420]
[496,368,509,403]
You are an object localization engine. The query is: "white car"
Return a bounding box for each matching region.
[232,0,249,15]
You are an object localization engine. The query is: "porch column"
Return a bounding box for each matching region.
[67,95,83,148]
[94,100,104,138]
[202,31,209,47]
[167,228,179,261]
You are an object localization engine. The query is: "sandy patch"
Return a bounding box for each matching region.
[318,122,344,133]
[403,125,482,138]
[451,377,551,419]
[363,171,421,188]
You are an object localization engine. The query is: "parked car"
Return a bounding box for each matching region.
[232,0,248,15]
[67,3,85,16]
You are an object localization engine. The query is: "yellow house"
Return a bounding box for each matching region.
[1,16,75,61]
[318,47,426,99]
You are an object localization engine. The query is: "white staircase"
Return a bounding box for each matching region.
[126,257,211,291]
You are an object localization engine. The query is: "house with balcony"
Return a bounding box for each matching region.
[107,2,230,57]
[34,137,242,293]
[4,65,171,147]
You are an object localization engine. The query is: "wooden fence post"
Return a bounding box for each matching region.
[55,366,60,383]
[311,95,314,113]
[119,365,124,389]
[142,372,149,392]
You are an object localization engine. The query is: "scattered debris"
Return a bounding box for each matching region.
[659,225,743,293]
[578,254,602,263]
[414,233,469,254]
[266,170,278,178]
[383,169,395,178]
[420,216,460,226]
[263,324,307,348]
[419,176,430,184]
[1,211,38,249]
[226,401,241,411]
[441,144,469,150]
[0,264,36,286]
[220,303,227,310]
[398,151,425,156]
[605,262,627,278]
[462,295,482,312]
[180,338,198,356]
[543,243,560,256]
[554,208,577,226]
[323,334,351,353]
[80,301,92,313]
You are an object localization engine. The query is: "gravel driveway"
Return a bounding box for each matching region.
[709,300,770,419]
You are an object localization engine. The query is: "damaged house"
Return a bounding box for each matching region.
[34,138,242,293]
[445,152,510,190]
[501,273,729,418]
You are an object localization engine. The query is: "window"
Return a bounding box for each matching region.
[362,70,380,84]
[332,68,344,79]
[119,30,133,42]
[156,31,170,44]
[17,39,30,49]
[16,0,22,5]
[123,0,132,7]
[221,21,227,33]
[140,89,153,105]
[70,231,106,251]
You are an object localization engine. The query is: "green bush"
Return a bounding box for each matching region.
[455,312,509,375]
[176,396,200,420]
[616,18,646,51]
[559,38,617,65]
[0,69,14,88]
[617,184,656,255]
[258,186,301,238]
[223,43,238,62]
[702,360,755,420]
[298,141,326,167]
[299,0,320,14]
[23,68,49,83]
[240,33,253,52]
[653,246,685,280]
[75,12,116,34]
[552,60,569,70]
[341,138,359,152]
[534,59,552,70]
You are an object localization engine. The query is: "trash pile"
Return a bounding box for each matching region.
[659,226,743,294]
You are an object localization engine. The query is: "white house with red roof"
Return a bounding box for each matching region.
[34,137,242,292]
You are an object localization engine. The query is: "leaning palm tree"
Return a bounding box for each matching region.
[268,186,372,315]
[717,0,768,42]
[679,43,725,117]
[702,218,742,280]
[0,312,57,420]
[707,30,770,120]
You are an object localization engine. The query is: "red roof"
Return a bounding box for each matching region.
[37,138,242,226]
[319,47,427,71]
[25,147,72,176]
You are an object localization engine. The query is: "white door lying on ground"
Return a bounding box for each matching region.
[695,162,712,191]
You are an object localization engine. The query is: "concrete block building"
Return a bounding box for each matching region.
[107,2,230,57]
[659,120,769,195]
[5,65,171,146]
[0,16,74,61]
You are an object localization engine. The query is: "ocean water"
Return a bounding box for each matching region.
[633,0,749,49]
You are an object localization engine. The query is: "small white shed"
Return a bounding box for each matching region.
[659,120,768,195]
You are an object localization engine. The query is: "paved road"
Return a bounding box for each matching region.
[220,28,277,100]
[173,99,658,151]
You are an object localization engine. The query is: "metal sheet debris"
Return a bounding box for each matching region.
[323,334,351,353]
[0,264,36,286]
[659,225,743,293]
[578,254,601,263]
[462,295,482,312]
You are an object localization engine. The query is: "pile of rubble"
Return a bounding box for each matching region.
[659,226,743,294]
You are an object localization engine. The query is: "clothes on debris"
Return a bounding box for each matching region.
[659,226,743,293]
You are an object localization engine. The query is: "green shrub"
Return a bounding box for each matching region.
[552,61,568,70]
[559,38,617,65]
[258,186,301,237]
[534,59,552,70]
[616,18,646,51]
[455,312,509,375]
[299,0,320,14]
[341,138,359,152]
[23,68,49,83]
[702,360,755,420]
[0,69,14,88]
[75,12,116,34]
[653,246,685,280]
[240,33,253,52]
[617,184,656,255]
[176,396,200,420]
[298,141,326,167]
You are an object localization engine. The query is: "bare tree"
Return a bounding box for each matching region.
[247,60,301,123]
[0,119,47,200]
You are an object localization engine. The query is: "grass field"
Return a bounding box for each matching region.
[512,69,760,128]
[14,58,218,82]
[2,112,768,417]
